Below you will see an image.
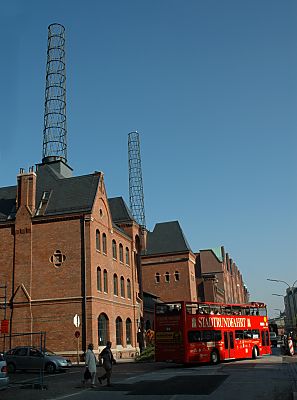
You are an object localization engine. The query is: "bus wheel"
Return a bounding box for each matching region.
[210,350,220,365]
[252,346,259,359]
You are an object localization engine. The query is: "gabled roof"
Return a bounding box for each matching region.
[200,246,223,262]
[145,220,192,255]
[108,197,134,223]
[35,163,101,216]
[0,161,101,220]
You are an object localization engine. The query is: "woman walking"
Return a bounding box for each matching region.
[83,343,97,388]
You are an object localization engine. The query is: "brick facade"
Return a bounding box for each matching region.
[198,247,248,304]
[0,163,143,360]
[0,163,249,359]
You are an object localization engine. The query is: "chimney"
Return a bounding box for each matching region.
[17,167,36,213]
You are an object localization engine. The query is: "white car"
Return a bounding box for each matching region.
[0,353,9,390]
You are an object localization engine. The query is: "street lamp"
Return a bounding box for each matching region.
[267,278,297,288]
[267,278,297,332]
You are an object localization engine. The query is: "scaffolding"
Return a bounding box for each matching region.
[128,131,146,228]
[42,23,67,163]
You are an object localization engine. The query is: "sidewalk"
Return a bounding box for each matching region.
[282,354,297,400]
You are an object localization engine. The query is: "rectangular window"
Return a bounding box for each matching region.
[188,330,222,343]
[103,270,108,293]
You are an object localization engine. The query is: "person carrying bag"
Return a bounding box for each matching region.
[82,343,97,388]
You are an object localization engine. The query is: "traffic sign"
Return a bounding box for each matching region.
[73,314,80,328]
[0,319,8,334]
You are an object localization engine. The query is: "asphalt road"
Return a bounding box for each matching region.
[1,348,297,400]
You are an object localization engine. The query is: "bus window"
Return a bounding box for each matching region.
[156,303,182,315]
[251,330,260,339]
[155,304,168,315]
[244,330,252,339]
[199,305,210,314]
[235,330,244,340]
[209,305,221,315]
[232,306,242,315]
[214,331,222,341]
[203,331,213,342]
[186,304,198,314]
[188,330,222,343]
[172,305,181,314]
[188,331,201,342]
[258,308,267,317]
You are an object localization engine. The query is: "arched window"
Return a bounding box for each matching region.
[155,272,160,283]
[120,276,125,297]
[102,233,107,254]
[113,274,118,296]
[174,271,180,281]
[165,272,170,283]
[126,318,132,345]
[127,279,131,299]
[125,247,130,265]
[116,316,123,345]
[103,269,108,292]
[98,313,109,346]
[96,229,100,251]
[119,243,124,263]
[97,267,102,291]
[112,239,117,259]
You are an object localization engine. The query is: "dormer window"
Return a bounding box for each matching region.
[36,191,51,216]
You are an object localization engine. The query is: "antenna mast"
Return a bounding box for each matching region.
[42,23,67,163]
[128,131,146,228]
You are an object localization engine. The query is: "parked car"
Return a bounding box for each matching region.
[269,332,278,347]
[0,353,9,390]
[4,346,72,373]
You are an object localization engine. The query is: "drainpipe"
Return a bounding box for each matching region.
[9,227,16,349]
[80,216,87,353]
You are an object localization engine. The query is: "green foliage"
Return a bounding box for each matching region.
[135,344,155,362]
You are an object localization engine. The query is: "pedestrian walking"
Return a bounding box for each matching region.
[137,329,144,353]
[83,343,97,388]
[98,341,116,387]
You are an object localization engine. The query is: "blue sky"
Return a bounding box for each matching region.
[1,0,296,318]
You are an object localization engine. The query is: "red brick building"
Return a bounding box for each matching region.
[0,160,249,357]
[196,246,249,304]
[0,158,144,359]
[141,222,249,329]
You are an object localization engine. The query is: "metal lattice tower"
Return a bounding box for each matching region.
[42,23,67,163]
[128,131,146,228]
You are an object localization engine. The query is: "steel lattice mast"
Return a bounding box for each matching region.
[42,23,67,163]
[128,131,146,228]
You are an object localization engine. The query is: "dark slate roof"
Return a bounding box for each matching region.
[35,163,100,216]
[145,221,192,255]
[0,186,17,221]
[108,197,134,223]
[0,161,101,220]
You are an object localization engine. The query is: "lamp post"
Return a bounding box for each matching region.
[267,278,297,332]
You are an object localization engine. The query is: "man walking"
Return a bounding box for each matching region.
[98,341,116,387]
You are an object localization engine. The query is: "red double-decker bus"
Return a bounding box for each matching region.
[155,301,271,364]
